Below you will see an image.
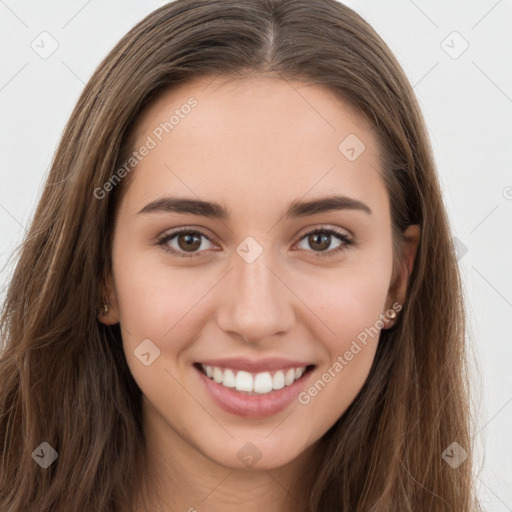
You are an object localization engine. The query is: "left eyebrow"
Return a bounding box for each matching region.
[284,195,372,218]
[136,194,372,220]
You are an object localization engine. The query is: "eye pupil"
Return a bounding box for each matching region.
[309,233,330,251]
[178,233,201,252]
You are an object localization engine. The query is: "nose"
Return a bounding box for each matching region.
[215,250,295,344]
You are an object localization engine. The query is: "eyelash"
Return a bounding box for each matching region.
[156,226,353,258]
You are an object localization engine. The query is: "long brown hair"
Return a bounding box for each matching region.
[0,1,483,510]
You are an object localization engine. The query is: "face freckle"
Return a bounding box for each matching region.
[105,74,398,472]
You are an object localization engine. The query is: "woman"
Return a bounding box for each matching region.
[0,0,482,510]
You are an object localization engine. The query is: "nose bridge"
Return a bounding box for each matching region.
[216,245,294,342]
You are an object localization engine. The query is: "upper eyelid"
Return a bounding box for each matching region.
[157,225,352,250]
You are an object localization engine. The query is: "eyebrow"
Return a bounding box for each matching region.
[137,194,372,219]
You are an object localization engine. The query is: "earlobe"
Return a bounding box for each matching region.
[97,274,120,325]
[97,301,120,325]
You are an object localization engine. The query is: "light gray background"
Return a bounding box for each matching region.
[1,0,511,509]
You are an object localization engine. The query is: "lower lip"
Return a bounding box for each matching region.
[195,365,314,419]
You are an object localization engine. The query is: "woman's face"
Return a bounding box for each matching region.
[102,75,416,471]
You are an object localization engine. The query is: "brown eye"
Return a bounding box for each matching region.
[307,232,331,251]
[157,226,353,259]
[296,228,353,255]
[176,232,202,252]
[157,229,215,257]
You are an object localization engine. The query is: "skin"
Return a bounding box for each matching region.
[98,74,419,512]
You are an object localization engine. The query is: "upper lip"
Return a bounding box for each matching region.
[196,357,314,373]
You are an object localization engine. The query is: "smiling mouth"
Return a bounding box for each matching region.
[194,363,315,395]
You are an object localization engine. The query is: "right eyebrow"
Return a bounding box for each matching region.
[137,197,230,220]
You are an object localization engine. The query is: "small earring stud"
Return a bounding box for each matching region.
[103,303,109,315]
[387,309,396,320]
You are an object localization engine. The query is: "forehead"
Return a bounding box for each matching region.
[122,75,388,221]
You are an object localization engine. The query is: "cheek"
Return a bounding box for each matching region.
[299,251,393,345]
[112,242,198,336]
[293,256,392,431]
[110,249,203,410]
[111,244,227,380]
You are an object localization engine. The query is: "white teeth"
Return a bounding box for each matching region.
[235,371,253,392]
[272,370,285,390]
[213,366,223,383]
[254,372,273,393]
[200,364,308,394]
[284,368,295,386]
[223,369,236,388]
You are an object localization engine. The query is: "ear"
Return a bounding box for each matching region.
[384,224,420,326]
[97,273,120,325]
